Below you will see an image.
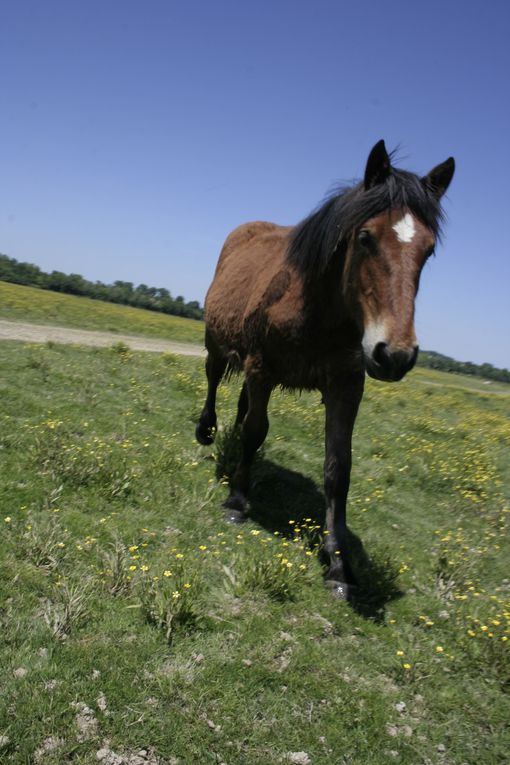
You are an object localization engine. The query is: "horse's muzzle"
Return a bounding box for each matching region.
[365,343,419,382]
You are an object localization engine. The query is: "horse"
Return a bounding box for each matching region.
[196,140,455,599]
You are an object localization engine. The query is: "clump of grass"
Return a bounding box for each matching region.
[161,352,178,365]
[430,522,510,684]
[77,378,100,409]
[214,424,242,480]
[110,341,132,361]
[138,559,203,641]
[227,551,296,601]
[433,548,474,602]
[147,445,182,480]
[460,607,510,686]
[479,631,510,687]
[225,529,313,602]
[41,581,90,640]
[100,538,133,596]
[42,484,64,511]
[0,430,18,450]
[25,350,50,380]
[17,514,70,572]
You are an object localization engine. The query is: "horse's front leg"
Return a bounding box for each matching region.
[196,341,227,445]
[322,374,364,600]
[224,358,272,523]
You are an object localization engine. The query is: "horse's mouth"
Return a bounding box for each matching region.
[365,361,407,382]
[365,346,418,382]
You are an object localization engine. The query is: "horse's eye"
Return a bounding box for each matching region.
[425,246,435,259]
[357,229,372,245]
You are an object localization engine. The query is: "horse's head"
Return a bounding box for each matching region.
[352,141,455,382]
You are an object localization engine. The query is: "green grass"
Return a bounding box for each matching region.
[1,340,509,764]
[0,280,205,344]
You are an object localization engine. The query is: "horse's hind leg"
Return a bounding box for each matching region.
[224,359,272,523]
[234,382,248,427]
[195,348,227,445]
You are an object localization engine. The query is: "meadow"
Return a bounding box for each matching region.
[0,281,204,344]
[0,338,509,764]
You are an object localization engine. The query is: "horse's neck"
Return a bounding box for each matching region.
[300,277,361,344]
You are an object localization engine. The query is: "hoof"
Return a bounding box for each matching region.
[224,507,247,524]
[325,579,358,602]
[195,423,215,445]
[223,493,249,524]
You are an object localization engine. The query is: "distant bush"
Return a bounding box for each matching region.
[0,252,204,320]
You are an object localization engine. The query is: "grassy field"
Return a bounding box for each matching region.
[413,364,510,396]
[0,281,205,344]
[1,338,509,765]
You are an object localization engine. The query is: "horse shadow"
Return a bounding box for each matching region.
[242,458,404,621]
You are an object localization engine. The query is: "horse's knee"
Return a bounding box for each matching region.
[235,384,249,426]
[241,408,269,450]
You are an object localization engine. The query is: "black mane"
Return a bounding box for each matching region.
[287,167,445,278]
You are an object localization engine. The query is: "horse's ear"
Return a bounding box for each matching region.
[364,139,391,189]
[422,157,455,200]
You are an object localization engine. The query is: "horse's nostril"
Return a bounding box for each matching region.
[373,341,389,367]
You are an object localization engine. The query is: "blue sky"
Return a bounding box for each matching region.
[1,0,509,367]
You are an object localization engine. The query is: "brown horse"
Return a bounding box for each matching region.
[196,140,454,599]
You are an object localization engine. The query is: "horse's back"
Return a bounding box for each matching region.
[205,221,299,355]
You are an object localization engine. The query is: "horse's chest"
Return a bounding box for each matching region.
[264,338,361,390]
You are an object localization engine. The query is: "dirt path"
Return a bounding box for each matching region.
[0,319,206,357]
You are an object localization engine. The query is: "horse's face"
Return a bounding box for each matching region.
[352,141,454,382]
[356,209,435,382]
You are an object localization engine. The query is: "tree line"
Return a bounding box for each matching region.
[417,350,510,384]
[0,253,204,321]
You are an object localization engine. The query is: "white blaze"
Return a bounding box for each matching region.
[362,319,387,357]
[393,213,416,243]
